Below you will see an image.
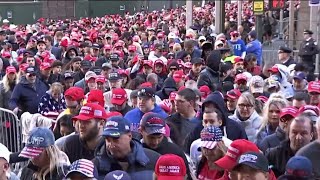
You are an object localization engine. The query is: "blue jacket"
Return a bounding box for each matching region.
[228,39,246,57]
[124,104,168,132]
[9,77,48,114]
[93,140,160,180]
[246,39,262,65]
[51,46,62,60]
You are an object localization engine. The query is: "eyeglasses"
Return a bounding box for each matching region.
[238,104,253,109]
[170,67,178,71]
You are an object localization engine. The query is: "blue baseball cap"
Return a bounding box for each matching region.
[19,127,55,159]
[140,112,166,135]
[200,126,223,149]
[102,116,131,138]
[293,72,306,80]
[105,170,131,180]
[285,156,312,178]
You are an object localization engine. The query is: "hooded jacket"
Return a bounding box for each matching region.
[184,92,248,153]
[62,46,78,64]
[93,140,160,180]
[229,110,262,143]
[258,127,286,152]
[124,104,168,133]
[9,76,48,114]
[155,77,177,100]
[197,50,221,91]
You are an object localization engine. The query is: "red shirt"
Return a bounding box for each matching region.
[198,161,224,180]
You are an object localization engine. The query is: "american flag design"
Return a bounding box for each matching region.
[200,126,223,149]
[19,147,45,159]
[67,159,95,178]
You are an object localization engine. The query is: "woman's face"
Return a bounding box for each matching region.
[7,73,16,81]
[73,61,81,71]
[87,78,97,90]
[53,66,62,75]
[268,104,281,126]
[237,96,254,118]
[31,149,49,167]
[184,54,191,62]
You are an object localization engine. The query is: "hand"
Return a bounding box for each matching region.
[13,107,20,115]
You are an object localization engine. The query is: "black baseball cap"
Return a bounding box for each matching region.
[140,112,166,135]
[235,152,269,172]
[80,60,92,68]
[108,72,122,81]
[137,87,155,98]
[64,71,74,80]
[279,46,292,53]
[110,54,119,61]
[191,57,204,65]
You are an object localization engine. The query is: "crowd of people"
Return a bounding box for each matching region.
[0,1,319,180]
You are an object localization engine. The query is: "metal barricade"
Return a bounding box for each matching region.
[0,107,22,152]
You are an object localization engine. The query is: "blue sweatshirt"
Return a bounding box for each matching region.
[228,39,246,57]
[246,39,262,65]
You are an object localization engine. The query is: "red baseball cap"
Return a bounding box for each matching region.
[104,44,112,50]
[87,89,105,107]
[128,45,137,52]
[215,139,260,170]
[114,42,122,47]
[173,70,185,83]
[184,62,192,69]
[298,105,320,116]
[225,89,242,100]
[234,57,244,63]
[19,63,29,72]
[73,103,107,121]
[155,154,187,180]
[139,82,153,88]
[2,51,11,58]
[169,91,177,101]
[268,65,279,73]
[6,66,16,74]
[64,87,85,101]
[256,96,269,103]
[111,88,128,106]
[308,81,320,93]
[95,75,106,83]
[143,60,153,68]
[157,32,165,38]
[199,85,211,99]
[40,62,51,71]
[280,107,299,118]
[235,73,247,83]
[154,59,165,66]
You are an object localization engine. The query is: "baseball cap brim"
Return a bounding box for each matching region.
[102,130,123,138]
[111,98,126,106]
[200,141,218,149]
[251,87,264,94]
[19,146,44,159]
[144,126,165,135]
[173,77,182,83]
[72,114,93,121]
[65,170,94,178]
[225,94,238,100]
[158,176,184,180]
[234,161,268,172]
[215,155,237,170]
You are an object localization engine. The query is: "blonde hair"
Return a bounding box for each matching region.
[173,43,182,53]
[34,145,69,180]
[258,93,288,133]
[2,73,18,92]
[238,92,256,107]
[50,82,63,93]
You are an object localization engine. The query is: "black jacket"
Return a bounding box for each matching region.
[20,162,69,180]
[184,92,248,154]
[95,56,110,67]
[282,56,296,67]
[197,50,221,91]
[155,77,177,100]
[166,113,198,147]
[62,134,103,163]
[62,46,78,64]
[73,71,86,84]
[298,38,319,62]
[110,104,133,116]
[93,140,160,180]
[259,127,286,152]
[266,140,295,178]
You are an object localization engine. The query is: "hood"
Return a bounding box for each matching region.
[65,46,79,59]
[275,64,290,84]
[201,91,228,126]
[206,50,221,72]
[161,77,177,91]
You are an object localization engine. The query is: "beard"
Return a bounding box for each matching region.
[80,122,99,142]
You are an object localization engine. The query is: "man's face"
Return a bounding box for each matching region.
[293,79,305,90]
[237,96,254,118]
[292,99,307,109]
[141,131,164,149]
[53,66,62,75]
[65,97,81,115]
[138,97,154,113]
[226,98,238,111]
[44,39,51,47]
[87,78,97,90]
[278,51,289,61]
[41,69,51,77]
[64,78,74,90]
[0,34,6,41]
[232,165,269,180]
[78,119,100,142]
[101,68,111,78]
[105,133,132,159]
[185,45,194,54]
[289,119,312,152]
[154,64,163,74]
[111,60,119,67]
[97,82,105,91]
[68,49,76,58]
[143,66,153,75]
[0,158,9,178]
[37,43,46,52]
[192,63,203,74]
[234,62,244,70]
[26,73,36,84]
[27,57,36,66]
[175,95,192,114]
[309,92,320,106]
[109,80,122,89]
[55,35,63,43]
[202,112,221,127]
[113,102,126,111]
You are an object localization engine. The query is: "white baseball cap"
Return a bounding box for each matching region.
[0,143,10,162]
[168,32,176,39]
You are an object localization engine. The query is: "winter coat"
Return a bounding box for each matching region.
[246,39,262,65]
[73,71,86,84]
[62,46,78,65]
[0,81,15,109]
[229,110,262,143]
[155,77,177,100]
[93,140,160,180]
[256,123,277,147]
[282,56,296,67]
[9,76,48,114]
[38,92,66,115]
[258,127,286,152]
[266,140,295,177]
[124,104,168,133]
[184,92,248,154]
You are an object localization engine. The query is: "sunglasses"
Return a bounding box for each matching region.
[170,67,178,71]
